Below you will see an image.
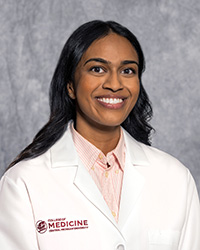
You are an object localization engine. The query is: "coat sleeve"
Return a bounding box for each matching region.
[178,170,200,250]
[0,175,39,250]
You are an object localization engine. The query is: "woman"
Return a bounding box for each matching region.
[0,20,199,250]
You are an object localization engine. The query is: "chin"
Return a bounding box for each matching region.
[98,120,124,128]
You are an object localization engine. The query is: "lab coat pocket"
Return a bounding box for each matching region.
[148,229,180,250]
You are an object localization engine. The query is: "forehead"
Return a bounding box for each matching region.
[80,33,139,63]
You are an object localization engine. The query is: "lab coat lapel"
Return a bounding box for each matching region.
[118,130,149,229]
[51,124,118,227]
[51,124,149,231]
[118,159,145,229]
[73,160,118,227]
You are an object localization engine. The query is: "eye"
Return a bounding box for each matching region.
[121,68,136,75]
[90,66,105,74]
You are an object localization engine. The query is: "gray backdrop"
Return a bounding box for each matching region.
[0,0,200,195]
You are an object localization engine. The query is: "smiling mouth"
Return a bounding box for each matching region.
[96,96,126,109]
[97,97,123,104]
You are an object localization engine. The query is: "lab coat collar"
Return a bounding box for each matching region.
[50,122,150,168]
[50,123,79,168]
[123,128,150,166]
[50,122,149,232]
[50,123,122,232]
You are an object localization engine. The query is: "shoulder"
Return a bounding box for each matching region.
[139,142,194,184]
[125,133,197,195]
[123,129,190,180]
[2,150,51,186]
[141,142,184,168]
[1,125,76,185]
[1,125,77,186]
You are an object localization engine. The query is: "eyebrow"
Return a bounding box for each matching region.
[84,58,139,67]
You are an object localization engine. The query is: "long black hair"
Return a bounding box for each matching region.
[9,20,154,168]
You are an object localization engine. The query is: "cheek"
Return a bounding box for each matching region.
[130,80,140,100]
[135,84,140,101]
[74,74,101,101]
[126,83,140,112]
[74,82,93,110]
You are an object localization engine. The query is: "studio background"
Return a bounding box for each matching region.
[0,0,200,195]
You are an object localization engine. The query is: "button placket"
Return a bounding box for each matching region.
[105,171,109,178]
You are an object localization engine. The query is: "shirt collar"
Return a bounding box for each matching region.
[50,121,149,168]
[71,123,126,171]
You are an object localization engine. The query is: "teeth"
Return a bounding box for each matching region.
[97,98,123,104]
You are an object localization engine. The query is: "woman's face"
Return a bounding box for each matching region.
[67,33,140,131]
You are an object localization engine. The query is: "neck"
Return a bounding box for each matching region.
[75,121,121,155]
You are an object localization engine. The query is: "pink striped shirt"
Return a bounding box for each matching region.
[71,125,126,222]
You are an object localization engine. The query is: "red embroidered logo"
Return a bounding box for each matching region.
[36,220,48,234]
[36,218,89,233]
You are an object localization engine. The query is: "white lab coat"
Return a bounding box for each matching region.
[0,125,199,250]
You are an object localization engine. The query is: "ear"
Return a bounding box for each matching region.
[67,82,76,99]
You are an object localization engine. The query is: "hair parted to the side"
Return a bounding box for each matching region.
[9,20,154,168]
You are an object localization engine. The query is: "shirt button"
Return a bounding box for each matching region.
[98,153,103,159]
[116,244,125,250]
[105,172,109,178]
[112,211,116,217]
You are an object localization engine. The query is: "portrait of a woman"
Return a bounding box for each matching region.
[0,20,199,250]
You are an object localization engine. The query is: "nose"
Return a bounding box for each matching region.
[102,72,123,92]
